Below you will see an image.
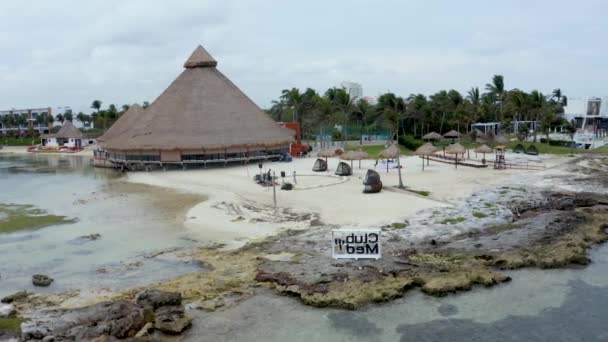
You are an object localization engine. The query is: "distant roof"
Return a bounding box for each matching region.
[41,121,84,139]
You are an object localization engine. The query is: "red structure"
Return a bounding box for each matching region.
[278,122,310,157]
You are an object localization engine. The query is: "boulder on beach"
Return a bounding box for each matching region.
[154,305,192,335]
[32,274,54,287]
[135,289,182,311]
[20,300,145,341]
[1,291,30,304]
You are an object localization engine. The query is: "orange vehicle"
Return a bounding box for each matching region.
[278,122,311,157]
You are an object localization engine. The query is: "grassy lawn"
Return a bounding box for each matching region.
[1,137,41,146]
[345,144,414,159]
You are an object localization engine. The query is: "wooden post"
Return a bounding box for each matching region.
[272,171,277,207]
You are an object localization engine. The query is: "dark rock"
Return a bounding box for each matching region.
[437,303,459,316]
[80,233,101,240]
[154,305,191,335]
[32,274,54,287]
[135,290,182,311]
[21,301,145,341]
[1,291,30,304]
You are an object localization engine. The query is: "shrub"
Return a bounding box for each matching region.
[399,135,423,150]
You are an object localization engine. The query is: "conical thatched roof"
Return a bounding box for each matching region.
[443,130,461,138]
[42,121,84,139]
[474,144,493,153]
[379,144,400,158]
[415,142,438,156]
[355,149,369,160]
[102,45,294,152]
[445,143,466,154]
[422,132,443,141]
[98,104,144,144]
[341,149,368,160]
[317,149,336,158]
[184,45,217,68]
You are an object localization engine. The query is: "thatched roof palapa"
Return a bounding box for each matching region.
[379,144,400,159]
[422,132,443,141]
[443,130,461,138]
[415,142,439,156]
[317,149,336,158]
[41,121,84,139]
[474,144,493,154]
[97,104,144,144]
[445,143,466,154]
[102,45,294,152]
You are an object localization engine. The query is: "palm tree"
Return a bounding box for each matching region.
[64,111,73,122]
[142,101,150,109]
[325,87,355,145]
[56,114,64,124]
[529,90,546,142]
[91,100,102,112]
[378,93,406,189]
[485,75,505,122]
[466,87,481,128]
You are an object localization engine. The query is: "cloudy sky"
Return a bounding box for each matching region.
[1,0,606,113]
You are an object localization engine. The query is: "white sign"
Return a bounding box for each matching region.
[332,229,381,259]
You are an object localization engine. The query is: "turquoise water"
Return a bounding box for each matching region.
[0,154,202,298]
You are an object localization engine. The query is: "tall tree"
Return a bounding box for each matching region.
[485,75,505,123]
[377,92,406,189]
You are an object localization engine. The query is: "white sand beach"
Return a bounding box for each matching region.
[126,152,571,248]
[0,145,95,157]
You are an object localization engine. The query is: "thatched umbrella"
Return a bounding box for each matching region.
[445,143,466,169]
[379,144,400,173]
[340,150,358,169]
[474,144,493,164]
[355,149,369,169]
[422,132,443,141]
[415,143,438,170]
[443,130,461,143]
[317,149,335,168]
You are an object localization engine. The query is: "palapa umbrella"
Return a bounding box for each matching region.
[422,132,443,141]
[415,143,438,170]
[379,144,400,173]
[340,150,358,169]
[445,143,466,169]
[355,149,368,169]
[443,130,461,143]
[474,144,493,164]
[317,149,335,169]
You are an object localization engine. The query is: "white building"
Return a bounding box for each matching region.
[0,107,53,134]
[40,121,95,149]
[341,81,363,100]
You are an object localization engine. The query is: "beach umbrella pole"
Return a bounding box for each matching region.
[422,156,424,170]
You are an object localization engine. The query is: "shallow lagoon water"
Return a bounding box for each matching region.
[0,154,203,298]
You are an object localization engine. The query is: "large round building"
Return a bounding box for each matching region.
[98,45,294,169]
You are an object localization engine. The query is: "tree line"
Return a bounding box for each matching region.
[267,75,571,143]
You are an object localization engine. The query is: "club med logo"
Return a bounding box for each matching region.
[332,229,381,259]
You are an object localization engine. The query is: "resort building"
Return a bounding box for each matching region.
[41,121,95,149]
[98,45,294,169]
[0,107,53,135]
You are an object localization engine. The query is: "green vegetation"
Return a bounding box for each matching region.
[472,212,488,219]
[486,223,520,234]
[345,144,414,158]
[484,202,496,208]
[0,317,25,333]
[407,189,431,196]
[1,137,41,146]
[390,222,408,229]
[0,203,75,234]
[440,217,467,225]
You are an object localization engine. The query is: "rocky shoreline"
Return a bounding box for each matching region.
[3,155,608,340]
